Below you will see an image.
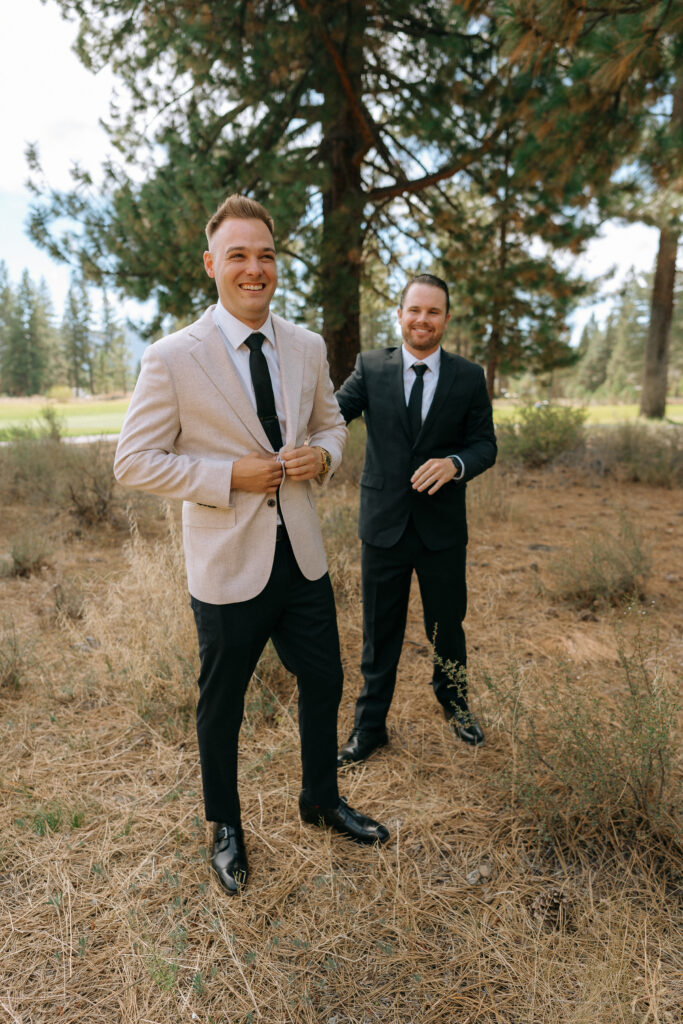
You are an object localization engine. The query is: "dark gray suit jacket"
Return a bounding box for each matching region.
[336,347,497,550]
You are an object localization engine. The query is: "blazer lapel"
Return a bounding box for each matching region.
[418,348,457,441]
[387,347,412,443]
[272,314,304,448]
[188,308,272,449]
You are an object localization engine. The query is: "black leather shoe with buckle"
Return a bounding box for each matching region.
[211,823,248,894]
[445,705,485,746]
[337,727,389,767]
[299,793,390,845]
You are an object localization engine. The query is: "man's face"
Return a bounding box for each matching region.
[203,217,277,328]
[397,283,450,358]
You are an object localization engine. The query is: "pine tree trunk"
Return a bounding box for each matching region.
[318,1,368,388]
[321,151,364,388]
[640,228,678,419]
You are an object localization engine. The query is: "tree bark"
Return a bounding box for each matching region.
[640,82,683,420]
[640,228,678,419]
[317,1,369,388]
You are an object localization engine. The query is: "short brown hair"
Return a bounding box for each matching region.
[400,274,450,314]
[205,194,274,241]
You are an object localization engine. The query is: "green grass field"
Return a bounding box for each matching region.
[0,397,129,438]
[0,395,681,438]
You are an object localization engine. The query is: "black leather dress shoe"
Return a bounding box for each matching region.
[299,793,390,845]
[211,823,248,894]
[337,727,389,766]
[445,705,485,746]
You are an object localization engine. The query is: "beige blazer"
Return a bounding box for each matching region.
[114,307,347,604]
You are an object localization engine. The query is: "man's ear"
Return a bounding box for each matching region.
[203,250,215,278]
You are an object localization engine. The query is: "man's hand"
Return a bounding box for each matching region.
[232,453,283,493]
[281,445,321,481]
[411,457,458,495]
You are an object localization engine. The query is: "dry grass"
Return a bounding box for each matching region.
[0,451,681,1023]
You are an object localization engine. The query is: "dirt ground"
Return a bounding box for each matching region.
[0,457,681,1023]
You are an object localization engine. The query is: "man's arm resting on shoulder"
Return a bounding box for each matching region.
[114,345,279,505]
[334,352,368,425]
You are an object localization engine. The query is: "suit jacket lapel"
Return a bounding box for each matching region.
[418,348,457,441]
[272,314,304,448]
[188,308,272,449]
[387,347,412,443]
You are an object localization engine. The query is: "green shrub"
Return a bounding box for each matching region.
[0,435,120,524]
[7,531,52,577]
[45,385,73,403]
[546,516,650,608]
[62,442,118,524]
[476,629,681,844]
[587,421,683,487]
[497,404,587,467]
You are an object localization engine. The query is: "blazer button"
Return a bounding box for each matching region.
[267,498,276,507]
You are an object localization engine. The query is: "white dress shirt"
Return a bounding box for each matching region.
[401,344,464,479]
[213,301,287,447]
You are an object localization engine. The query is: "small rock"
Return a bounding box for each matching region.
[478,860,493,879]
[466,868,481,885]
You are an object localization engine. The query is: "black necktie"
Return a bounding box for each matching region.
[244,332,283,451]
[407,363,427,439]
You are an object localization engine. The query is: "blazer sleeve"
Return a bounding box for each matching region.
[454,366,497,482]
[113,342,235,508]
[335,353,368,424]
[305,335,348,479]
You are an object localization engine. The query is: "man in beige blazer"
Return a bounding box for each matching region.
[114,194,388,895]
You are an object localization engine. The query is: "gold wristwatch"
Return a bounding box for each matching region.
[317,446,332,478]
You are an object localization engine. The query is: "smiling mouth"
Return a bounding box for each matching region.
[239,283,266,291]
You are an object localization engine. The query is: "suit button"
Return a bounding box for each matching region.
[267,498,276,507]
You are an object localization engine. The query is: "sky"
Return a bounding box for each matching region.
[0,0,661,343]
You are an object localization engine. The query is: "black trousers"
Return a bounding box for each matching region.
[190,534,343,823]
[355,518,468,732]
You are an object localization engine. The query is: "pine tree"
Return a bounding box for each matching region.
[574,314,615,395]
[501,2,683,414]
[0,262,14,394]
[25,1,561,385]
[61,278,94,394]
[93,293,132,394]
[1,271,51,396]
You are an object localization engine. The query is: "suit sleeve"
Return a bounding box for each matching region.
[454,366,497,483]
[305,335,348,480]
[113,343,235,507]
[334,353,368,424]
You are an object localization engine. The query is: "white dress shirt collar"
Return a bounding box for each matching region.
[401,343,441,375]
[214,300,275,351]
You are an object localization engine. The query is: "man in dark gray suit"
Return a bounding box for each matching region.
[336,274,497,765]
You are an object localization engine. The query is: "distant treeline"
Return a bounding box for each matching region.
[562,269,683,403]
[0,262,132,398]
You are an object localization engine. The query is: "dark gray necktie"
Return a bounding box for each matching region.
[407,363,427,439]
[244,332,283,451]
